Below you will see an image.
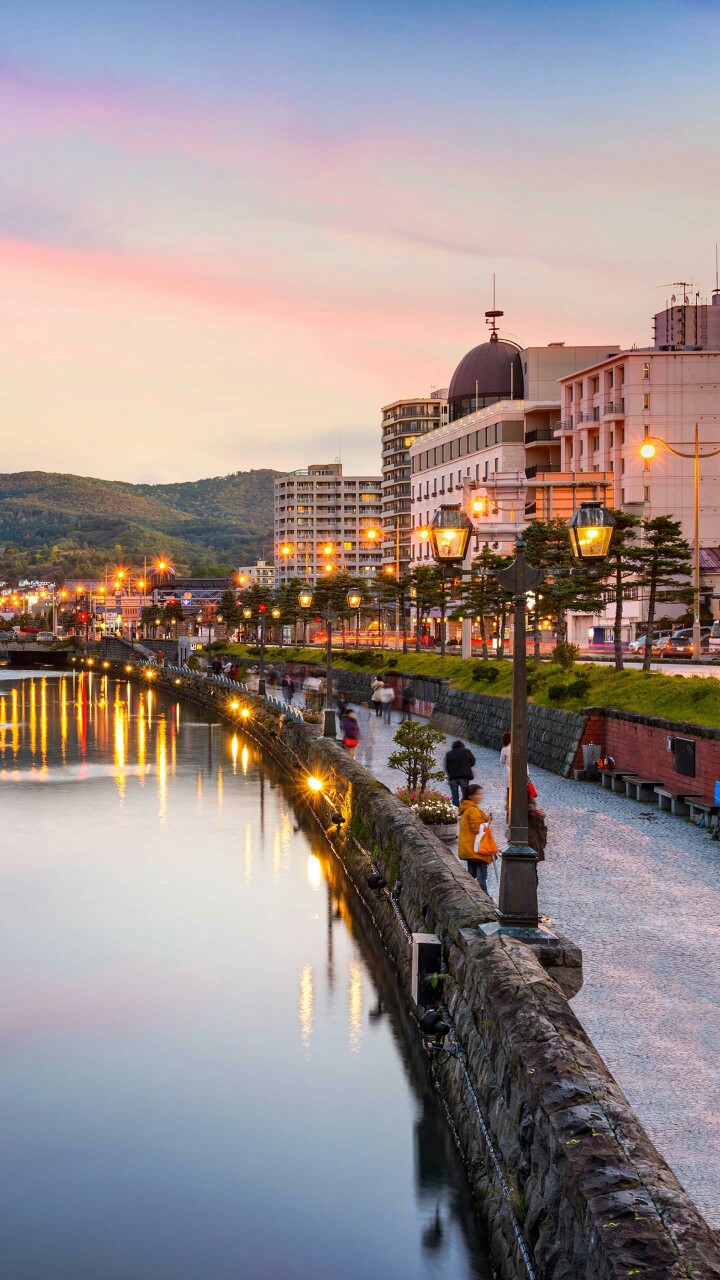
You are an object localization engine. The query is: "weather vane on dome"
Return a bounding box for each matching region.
[484,271,503,343]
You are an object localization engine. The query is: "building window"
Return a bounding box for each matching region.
[643,394,650,410]
[643,362,650,379]
[343,541,352,551]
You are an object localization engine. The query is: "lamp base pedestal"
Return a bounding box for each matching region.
[322,708,337,738]
[496,842,542,928]
[258,678,266,695]
[479,921,557,944]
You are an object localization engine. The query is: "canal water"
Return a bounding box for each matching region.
[0,671,492,1280]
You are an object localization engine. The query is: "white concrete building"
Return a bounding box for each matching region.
[409,323,618,566]
[236,559,276,589]
[274,463,383,585]
[556,292,720,643]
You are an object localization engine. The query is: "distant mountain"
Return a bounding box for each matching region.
[0,469,280,580]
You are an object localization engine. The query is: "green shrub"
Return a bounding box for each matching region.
[472,662,500,682]
[552,641,580,670]
[546,678,567,701]
[565,674,590,699]
[386,657,398,668]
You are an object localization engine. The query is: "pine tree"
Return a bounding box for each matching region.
[598,510,642,671]
[635,516,693,671]
[523,519,604,654]
[408,565,444,653]
[459,547,512,659]
[216,588,242,629]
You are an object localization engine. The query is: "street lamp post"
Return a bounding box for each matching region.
[298,586,347,738]
[347,589,362,648]
[428,505,474,657]
[640,425,720,664]
[487,501,614,934]
[493,537,545,926]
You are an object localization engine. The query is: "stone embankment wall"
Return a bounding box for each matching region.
[107,661,720,1280]
[433,686,588,777]
[576,707,720,802]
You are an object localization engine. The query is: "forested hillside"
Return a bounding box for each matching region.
[0,469,279,579]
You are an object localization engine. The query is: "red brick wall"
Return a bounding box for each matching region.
[575,711,720,801]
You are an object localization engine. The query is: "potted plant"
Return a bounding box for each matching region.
[396,788,459,843]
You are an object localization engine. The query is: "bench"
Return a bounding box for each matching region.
[625,777,662,803]
[654,786,703,818]
[686,799,720,827]
[599,768,637,793]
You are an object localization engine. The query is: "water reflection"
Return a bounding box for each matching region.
[0,672,491,1280]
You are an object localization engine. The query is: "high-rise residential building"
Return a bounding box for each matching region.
[274,463,383,585]
[381,391,447,576]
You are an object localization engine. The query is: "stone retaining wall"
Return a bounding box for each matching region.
[108,661,720,1280]
[433,687,588,777]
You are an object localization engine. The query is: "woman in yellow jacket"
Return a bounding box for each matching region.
[458,784,494,894]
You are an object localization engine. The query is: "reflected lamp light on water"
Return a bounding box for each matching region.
[566,501,616,561]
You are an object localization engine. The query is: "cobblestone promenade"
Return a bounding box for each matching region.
[332,703,720,1228]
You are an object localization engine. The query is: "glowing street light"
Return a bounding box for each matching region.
[566,501,616,561]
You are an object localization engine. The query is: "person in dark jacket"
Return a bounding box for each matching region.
[445,739,476,807]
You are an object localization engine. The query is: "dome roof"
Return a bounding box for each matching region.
[447,337,523,412]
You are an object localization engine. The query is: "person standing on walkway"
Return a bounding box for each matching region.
[355,700,375,770]
[281,674,294,704]
[500,731,511,815]
[458,784,494,893]
[379,682,395,724]
[445,739,476,808]
[401,682,413,721]
[370,676,384,717]
[341,709,360,758]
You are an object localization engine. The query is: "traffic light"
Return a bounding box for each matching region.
[78,611,88,623]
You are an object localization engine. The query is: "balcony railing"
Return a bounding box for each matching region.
[525,464,562,478]
[524,427,556,444]
[557,418,574,430]
[604,401,625,415]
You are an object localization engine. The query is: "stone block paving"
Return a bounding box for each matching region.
[328,699,720,1229]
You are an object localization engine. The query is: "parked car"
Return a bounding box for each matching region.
[628,630,672,653]
[35,631,57,643]
[661,627,712,659]
[710,621,720,654]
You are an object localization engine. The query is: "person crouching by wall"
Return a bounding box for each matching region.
[458,783,494,895]
[341,709,360,758]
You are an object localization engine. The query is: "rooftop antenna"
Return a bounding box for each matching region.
[485,271,503,343]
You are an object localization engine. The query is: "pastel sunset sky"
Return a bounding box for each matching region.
[1,0,719,482]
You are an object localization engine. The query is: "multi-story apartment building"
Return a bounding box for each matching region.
[236,559,276,589]
[274,463,383,585]
[554,292,720,642]
[557,295,720,545]
[381,391,446,576]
